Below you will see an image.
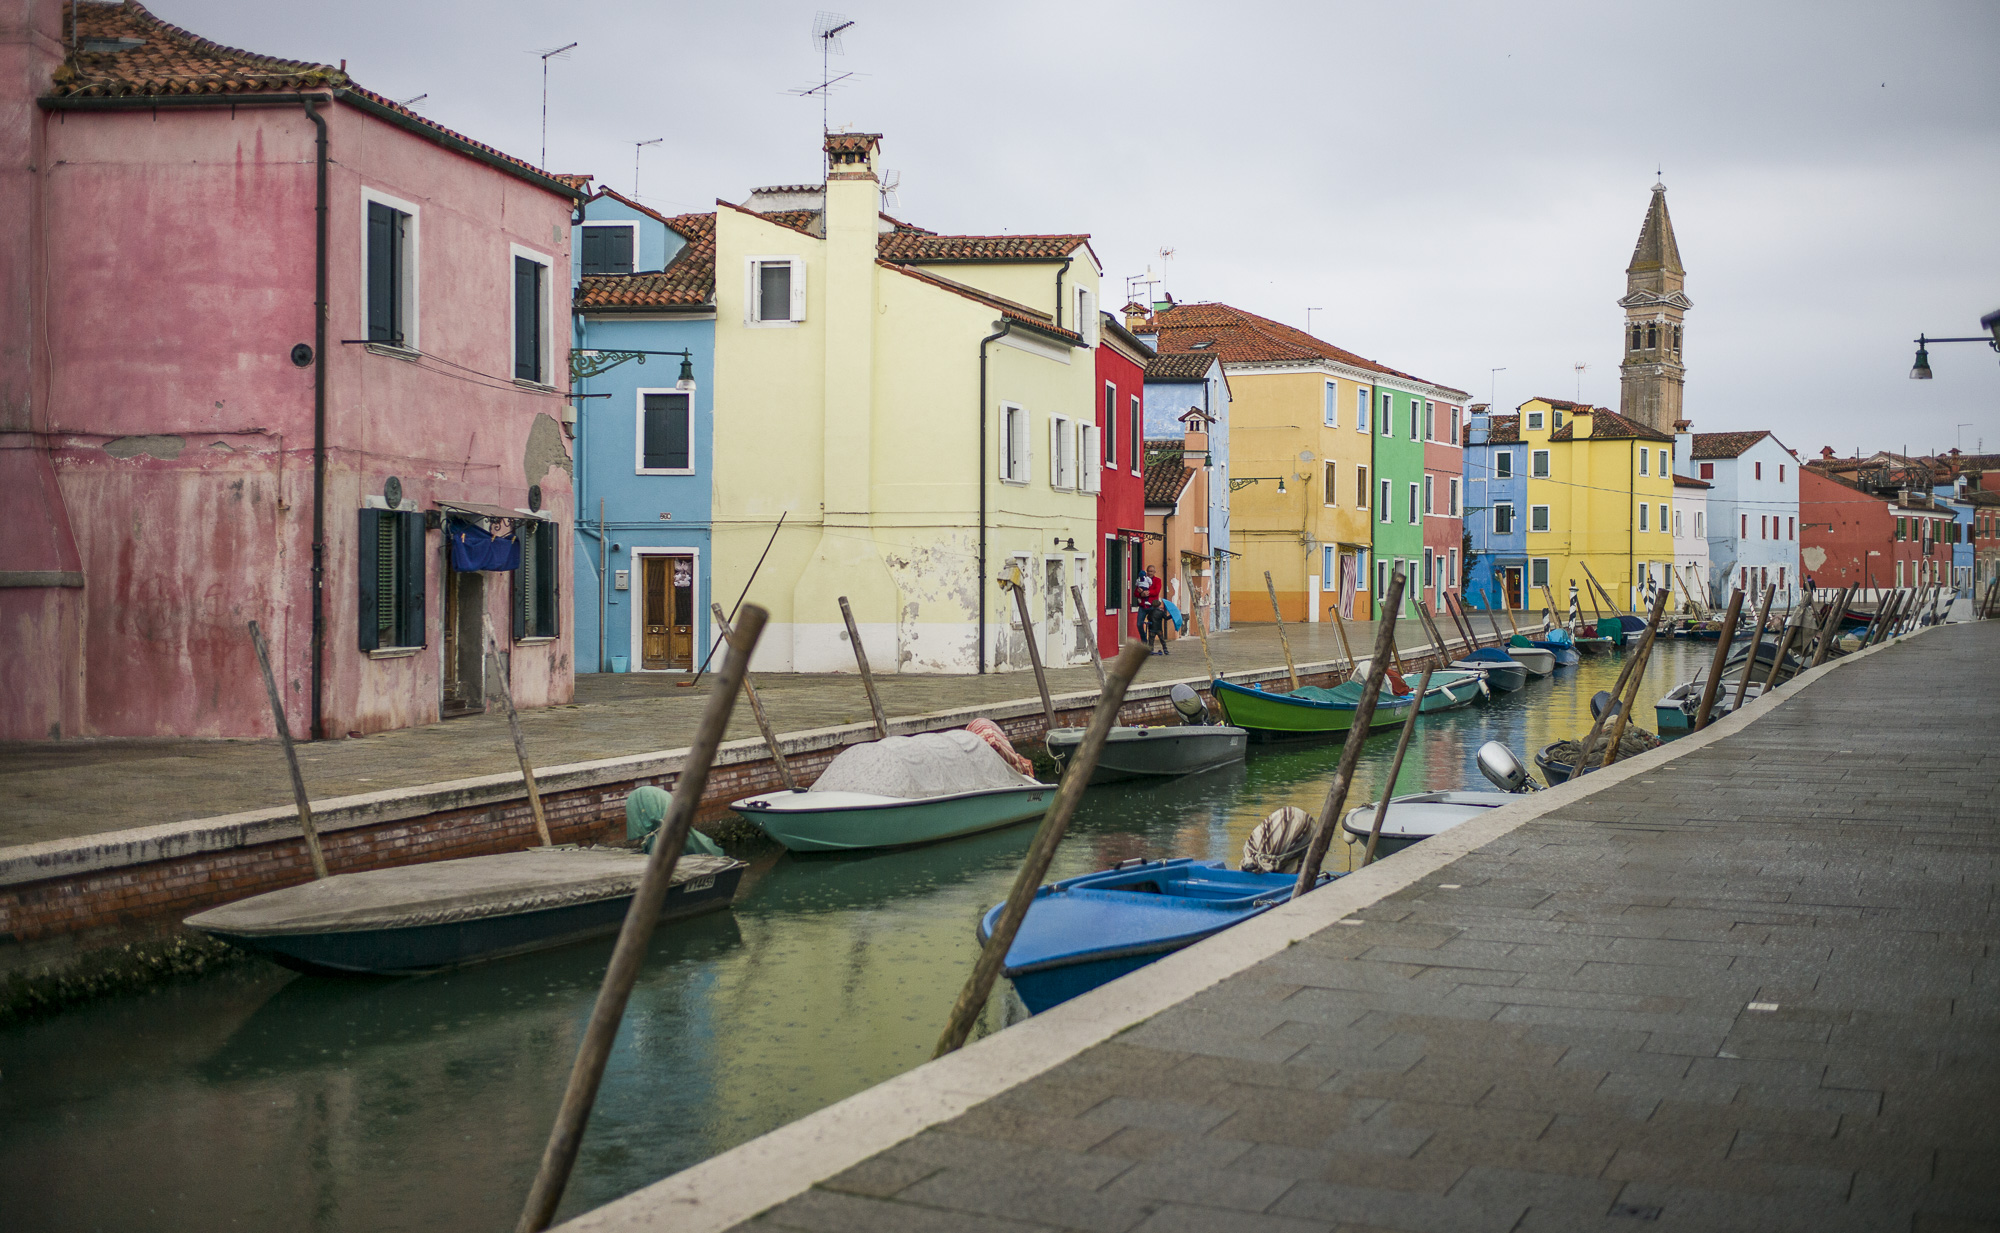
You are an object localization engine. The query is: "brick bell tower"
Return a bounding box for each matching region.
[1617,182,1691,435]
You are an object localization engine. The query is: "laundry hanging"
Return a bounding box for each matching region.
[448,519,522,572]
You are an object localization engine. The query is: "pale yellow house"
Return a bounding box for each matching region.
[1518,397,1678,613]
[710,133,1103,674]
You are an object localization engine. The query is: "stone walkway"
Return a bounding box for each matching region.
[717,621,2000,1233]
[0,617,1456,848]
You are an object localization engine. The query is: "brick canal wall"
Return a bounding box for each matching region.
[0,645,1461,973]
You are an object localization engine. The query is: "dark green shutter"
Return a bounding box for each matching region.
[537,521,558,638]
[513,523,531,640]
[515,257,542,381]
[358,508,382,650]
[367,203,402,344]
[399,512,426,647]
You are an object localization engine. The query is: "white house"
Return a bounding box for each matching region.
[1671,473,1712,611]
[1678,429,1802,606]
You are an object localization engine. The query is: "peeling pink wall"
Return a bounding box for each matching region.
[21,93,574,740]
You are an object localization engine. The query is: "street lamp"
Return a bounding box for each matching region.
[1908,319,1999,379]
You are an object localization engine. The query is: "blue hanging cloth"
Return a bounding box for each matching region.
[448,520,522,572]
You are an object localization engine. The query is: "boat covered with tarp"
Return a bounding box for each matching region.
[980,858,1333,1013]
[1512,630,1580,667]
[1451,647,1528,692]
[733,729,1051,852]
[185,847,745,976]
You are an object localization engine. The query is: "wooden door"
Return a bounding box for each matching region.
[644,555,695,671]
[1504,567,1524,610]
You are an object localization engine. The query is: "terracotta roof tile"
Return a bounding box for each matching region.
[1672,474,1712,489]
[51,2,577,198]
[1147,302,1456,392]
[1483,416,1520,444]
[1143,447,1193,506]
[1145,352,1217,381]
[1690,430,1772,460]
[576,210,715,309]
[1547,406,1675,444]
[877,233,1089,262]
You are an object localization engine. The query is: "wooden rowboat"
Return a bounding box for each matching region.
[1210,672,1483,740]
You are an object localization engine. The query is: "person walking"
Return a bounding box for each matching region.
[1134,565,1168,654]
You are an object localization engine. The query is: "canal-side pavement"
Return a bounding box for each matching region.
[566,620,1999,1233]
[0,617,1422,847]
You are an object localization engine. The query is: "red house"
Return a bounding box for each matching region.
[1094,313,1153,651]
[1799,464,1954,596]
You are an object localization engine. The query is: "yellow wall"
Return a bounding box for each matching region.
[1223,368,1375,623]
[711,166,1100,673]
[1518,399,1676,615]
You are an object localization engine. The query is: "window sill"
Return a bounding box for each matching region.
[514,378,558,393]
[636,468,697,477]
[369,645,422,659]
[999,477,1029,487]
[365,343,420,362]
[514,636,556,646]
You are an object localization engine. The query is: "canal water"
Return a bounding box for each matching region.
[0,639,1712,1233]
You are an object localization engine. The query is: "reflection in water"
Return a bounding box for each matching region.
[0,641,1706,1233]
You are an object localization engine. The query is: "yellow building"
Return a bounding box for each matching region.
[710,133,1103,673]
[1517,397,1677,613]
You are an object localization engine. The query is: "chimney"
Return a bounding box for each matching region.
[1122,301,1151,334]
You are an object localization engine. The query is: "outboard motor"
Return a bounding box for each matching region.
[1476,740,1540,793]
[1169,683,1210,726]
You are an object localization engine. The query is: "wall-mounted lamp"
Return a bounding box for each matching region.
[1908,326,1998,379]
[676,354,696,392]
[1053,536,1076,550]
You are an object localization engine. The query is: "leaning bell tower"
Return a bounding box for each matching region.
[1617,182,1690,435]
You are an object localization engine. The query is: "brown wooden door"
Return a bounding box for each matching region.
[1504,567,1524,610]
[642,555,696,671]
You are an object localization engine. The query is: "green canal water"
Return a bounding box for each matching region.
[0,640,1712,1233]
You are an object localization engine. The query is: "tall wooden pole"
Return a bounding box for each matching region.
[1006,579,1058,734]
[248,620,328,880]
[1329,602,1358,674]
[1264,570,1300,691]
[1069,584,1108,689]
[1363,666,1433,865]
[1595,588,1671,769]
[1180,564,1219,683]
[516,607,767,1233]
[485,613,554,848]
[1690,588,1746,730]
[1810,585,1852,667]
[1730,585,1776,713]
[712,603,794,790]
[1761,602,1806,691]
[1574,586,1663,768]
[838,595,890,740]
[1292,570,1407,899]
[935,640,1151,1057]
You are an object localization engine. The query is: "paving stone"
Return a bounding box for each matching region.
[1102,1160,1296,1213]
[1124,1204,1333,1233]
[1271,1179,1523,1232]
[893,1166,1155,1233]
[754,1188,1057,1232]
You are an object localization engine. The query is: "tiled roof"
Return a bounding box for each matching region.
[825,132,881,156]
[1548,406,1675,444]
[1525,396,1583,411]
[51,2,577,197]
[881,262,1081,343]
[576,211,716,309]
[877,233,1089,262]
[1145,352,1217,381]
[1144,448,1193,507]
[1148,302,1453,392]
[1672,474,1712,489]
[1690,430,1772,459]
[551,174,594,191]
[1483,416,1520,444]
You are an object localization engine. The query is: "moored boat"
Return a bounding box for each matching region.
[1655,677,1769,735]
[1211,671,1483,739]
[981,858,1334,1013]
[1594,617,1629,646]
[1450,654,1525,692]
[1513,630,1581,667]
[1045,723,1248,785]
[1501,641,1556,676]
[1339,791,1513,855]
[185,847,745,977]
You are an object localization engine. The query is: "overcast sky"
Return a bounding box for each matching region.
[171,0,2000,460]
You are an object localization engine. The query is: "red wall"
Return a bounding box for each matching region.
[1095,340,1146,650]
[1799,468,1952,591]
[1422,404,1465,614]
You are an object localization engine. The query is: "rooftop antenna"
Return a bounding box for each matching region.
[1573,361,1588,401]
[536,42,577,168]
[1156,247,1176,304]
[1126,266,1161,306]
[1490,366,1506,408]
[397,93,428,109]
[1306,307,1324,336]
[880,167,903,213]
[632,137,663,197]
[800,13,855,177]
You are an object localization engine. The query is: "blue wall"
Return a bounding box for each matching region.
[1463,410,1526,609]
[1142,370,1233,628]
[571,197,714,674]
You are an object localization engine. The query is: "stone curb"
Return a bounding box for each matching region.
[554,625,1925,1233]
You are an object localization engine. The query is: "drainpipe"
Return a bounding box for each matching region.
[303,96,329,740]
[977,321,1012,673]
[1053,256,1072,330]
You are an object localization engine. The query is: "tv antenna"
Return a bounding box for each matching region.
[790,13,855,175]
[535,42,577,168]
[880,167,903,213]
[1306,307,1324,336]
[633,137,663,197]
[1573,361,1588,401]
[397,93,428,109]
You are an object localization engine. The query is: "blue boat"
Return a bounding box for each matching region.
[979,858,1334,1013]
[1510,631,1581,667]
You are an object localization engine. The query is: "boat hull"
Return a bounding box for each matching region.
[1505,645,1556,676]
[1211,675,1480,739]
[733,783,1053,852]
[1045,724,1248,785]
[1340,791,1511,855]
[1452,658,1524,692]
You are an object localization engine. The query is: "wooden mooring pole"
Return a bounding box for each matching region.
[248,620,328,880]
[1180,564,1219,683]
[516,607,767,1233]
[1595,587,1671,770]
[1730,585,1777,714]
[485,614,554,848]
[838,595,890,740]
[1004,576,1058,734]
[1690,588,1746,731]
[1069,584,1109,689]
[1264,571,1300,691]
[712,603,794,790]
[1364,665,1433,865]
[934,640,1152,1057]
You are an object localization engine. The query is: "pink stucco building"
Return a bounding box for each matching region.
[1422,399,1465,615]
[2,0,581,740]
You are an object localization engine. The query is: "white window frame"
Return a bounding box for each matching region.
[1495,450,1513,479]
[1423,473,1434,516]
[1638,448,1650,477]
[1102,382,1117,465]
[1050,413,1074,490]
[1639,503,1650,532]
[578,220,639,276]
[1674,508,1684,537]
[1696,511,1704,537]
[1129,396,1142,476]
[1529,505,1551,533]
[1424,400,1435,442]
[745,255,806,326]
[1323,380,1338,427]
[1448,477,1461,517]
[1356,548,1370,592]
[1407,482,1419,524]
[1494,502,1515,535]
[1356,464,1369,509]
[1527,410,1544,430]
[1660,504,1669,533]
[1449,547,1458,587]
[1323,460,1338,507]
[1356,387,1369,432]
[509,242,557,388]
[1659,449,1670,477]
[634,386,696,476]
[1322,545,1337,590]
[361,187,421,352]
[1380,392,1393,437]
[1379,478,1391,523]
[1531,449,1550,478]
[1530,557,1549,588]
[1080,424,1101,493]
[1000,402,1029,484]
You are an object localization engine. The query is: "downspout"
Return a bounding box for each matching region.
[304,95,329,740]
[1053,257,1072,329]
[977,321,1012,673]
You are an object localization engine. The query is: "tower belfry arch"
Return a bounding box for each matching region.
[1617,181,1691,435]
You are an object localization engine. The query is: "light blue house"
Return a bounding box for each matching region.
[1139,350,1232,628]
[1938,479,1976,593]
[570,189,716,673]
[1463,406,1528,609]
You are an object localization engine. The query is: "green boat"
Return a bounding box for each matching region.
[1210,672,1482,740]
[1594,617,1628,647]
[732,783,1054,852]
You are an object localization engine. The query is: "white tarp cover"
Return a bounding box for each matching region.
[809,731,1028,800]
